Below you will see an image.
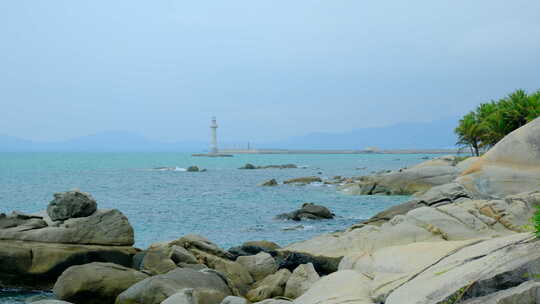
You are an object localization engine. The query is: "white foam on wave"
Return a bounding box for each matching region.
[174,167,187,172]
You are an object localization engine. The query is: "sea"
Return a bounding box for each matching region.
[0,152,430,303]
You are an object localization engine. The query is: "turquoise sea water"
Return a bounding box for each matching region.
[0,152,428,302]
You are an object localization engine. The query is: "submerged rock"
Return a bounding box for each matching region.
[259,179,278,186]
[239,163,257,169]
[275,203,334,221]
[283,177,322,185]
[187,166,200,172]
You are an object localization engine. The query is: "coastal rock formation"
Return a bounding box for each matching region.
[339,155,470,196]
[47,190,97,221]
[275,203,334,221]
[52,262,148,304]
[142,234,253,296]
[0,191,136,289]
[457,117,540,198]
[116,268,232,304]
[282,191,539,270]
[0,240,136,289]
[384,233,540,304]
[282,177,322,185]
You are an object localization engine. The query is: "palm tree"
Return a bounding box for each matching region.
[455,112,482,156]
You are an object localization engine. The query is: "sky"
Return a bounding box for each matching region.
[1,1,539,144]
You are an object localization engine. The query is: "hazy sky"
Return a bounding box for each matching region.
[1,1,539,143]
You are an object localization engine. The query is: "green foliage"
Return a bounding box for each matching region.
[455,89,540,156]
[534,205,540,238]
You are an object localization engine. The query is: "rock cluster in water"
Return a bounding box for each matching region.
[275,203,334,221]
[239,163,298,170]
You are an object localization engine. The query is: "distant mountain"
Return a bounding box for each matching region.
[0,131,206,152]
[1,118,459,152]
[266,118,459,150]
[0,135,35,151]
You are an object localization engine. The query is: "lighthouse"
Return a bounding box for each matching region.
[210,116,218,154]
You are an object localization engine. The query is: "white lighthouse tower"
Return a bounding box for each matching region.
[210,116,218,154]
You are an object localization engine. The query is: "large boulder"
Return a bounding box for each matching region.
[283,263,320,299]
[47,190,97,221]
[294,270,372,304]
[0,240,136,289]
[275,203,334,221]
[245,269,291,302]
[457,117,540,198]
[236,252,278,281]
[116,268,233,304]
[140,247,178,275]
[53,262,148,304]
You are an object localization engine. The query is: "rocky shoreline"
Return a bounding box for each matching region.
[2,118,540,304]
